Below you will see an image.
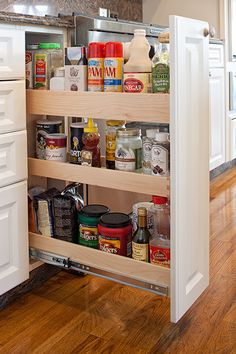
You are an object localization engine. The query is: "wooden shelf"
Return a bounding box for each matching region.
[29,232,170,293]
[28,158,169,196]
[26,90,170,123]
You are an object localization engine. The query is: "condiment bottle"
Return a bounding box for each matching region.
[151,132,170,176]
[88,42,105,92]
[104,42,124,92]
[150,196,170,268]
[81,118,101,167]
[152,33,170,93]
[142,128,159,175]
[123,29,152,93]
[106,120,125,169]
[132,207,151,262]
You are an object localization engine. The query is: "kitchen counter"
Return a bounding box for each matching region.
[0,11,74,27]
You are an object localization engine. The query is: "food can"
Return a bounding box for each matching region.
[45,133,67,162]
[69,122,85,164]
[132,201,154,235]
[98,213,132,257]
[36,119,62,160]
[78,204,110,248]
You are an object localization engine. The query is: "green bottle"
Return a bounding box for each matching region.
[152,40,170,93]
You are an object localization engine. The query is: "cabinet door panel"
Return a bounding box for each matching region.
[170,16,209,322]
[0,80,26,134]
[0,181,28,295]
[0,130,27,188]
[0,28,25,80]
[209,69,225,170]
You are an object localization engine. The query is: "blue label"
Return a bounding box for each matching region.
[104,79,122,86]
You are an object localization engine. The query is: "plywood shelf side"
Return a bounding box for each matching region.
[29,232,170,289]
[28,158,169,196]
[26,90,170,123]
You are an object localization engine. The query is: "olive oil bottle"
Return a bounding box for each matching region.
[132,207,151,262]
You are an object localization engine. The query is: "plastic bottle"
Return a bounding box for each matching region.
[88,42,105,92]
[151,132,170,176]
[123,29,152,93]
[150,196,170,268]
[50,67,65,91]
[104,42,124,92]
[81,118,101,167]
[142,128,159,175]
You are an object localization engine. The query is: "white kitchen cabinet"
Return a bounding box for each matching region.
[0,27,25,80]
[209,68,226,170]
[0,130,27,188]
[27,16,209,323]
[0,80,26,134]
[0,181,28,295]
[230,119,236,159]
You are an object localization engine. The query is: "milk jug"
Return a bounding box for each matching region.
[123,29,152,93]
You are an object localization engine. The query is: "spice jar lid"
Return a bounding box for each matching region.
[155,132,169,142]
[152,196,168,205]
[39,43,61,49]
[117,128,141,137]
[106,120,125,127]
[70,122,86,128]
[80,204,110,217]
[99,213,131,228]
[36,119,62,125]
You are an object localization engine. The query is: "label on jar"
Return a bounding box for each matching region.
[142,138,152,174]
[152,63,170,93]
[115,147,142,171]
[151,145,168,176]
[34,53,47,89]
[150,245,170,268]
[106,134,116,162]
[99,235,121,255]
[88,58,104,92]
[25,51,33,89]
[123,73,152,93]
[79,224,98,248]
[132,242,149,262]
[104,58,123,92]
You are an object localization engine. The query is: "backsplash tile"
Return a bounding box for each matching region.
[0,0,142,22]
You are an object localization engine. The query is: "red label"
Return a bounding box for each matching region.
[46,137,67,148]
[124,78,144,93]
[150,245,170,268]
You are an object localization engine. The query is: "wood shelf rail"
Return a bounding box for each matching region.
[28,158,169,196]
[26,90,170,123]
[29,232,170,291]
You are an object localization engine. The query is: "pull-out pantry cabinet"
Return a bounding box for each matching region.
[25,15,210,323]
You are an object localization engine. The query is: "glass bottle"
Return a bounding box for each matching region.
[78,46,88,66]
[152,38,170,93]
[106,120,125,169]
[132,207,151,262]
[150,196,170,268]
[81,118,101,167]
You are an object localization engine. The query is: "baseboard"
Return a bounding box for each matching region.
[210,159,236,180]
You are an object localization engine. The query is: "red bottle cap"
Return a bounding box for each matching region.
[152,196,168,205]
[88,42,105,58]
[105,42,123,58]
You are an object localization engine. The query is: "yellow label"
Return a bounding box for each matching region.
[106,133,116,161]
[104,58,123,92]
[132,241,149,262]
[88,58,104,92]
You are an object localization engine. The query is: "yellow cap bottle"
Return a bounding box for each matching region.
[84,118,98,133]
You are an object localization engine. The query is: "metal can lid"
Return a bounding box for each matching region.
[70,122,86,129]
[45,133,67,139]
[99,213,131,228]
[117,128,141,137]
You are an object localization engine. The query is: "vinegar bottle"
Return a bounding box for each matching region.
[132,207,151,262]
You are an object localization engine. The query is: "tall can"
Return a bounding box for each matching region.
[69,122,85,164]
[36,119,63,160]
[104,42,123,92]
[88,42,105,92]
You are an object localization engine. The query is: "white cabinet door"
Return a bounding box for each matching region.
[0,28,25,80]
[0,80,26,134]
[0,130,27,188]
[209,69,226,170]
[209,44,224,68]
[170,16,209,322]
[0,181,28,295]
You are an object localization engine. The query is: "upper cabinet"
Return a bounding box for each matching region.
[0,27,25,80]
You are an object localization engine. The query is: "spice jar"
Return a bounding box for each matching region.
[151,132,170,176]
[34,42,63,89]
[115,128,142,172]
[78,204,110,248]
[106,120,125,169]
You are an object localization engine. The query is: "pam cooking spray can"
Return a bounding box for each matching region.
[104,42,124,92]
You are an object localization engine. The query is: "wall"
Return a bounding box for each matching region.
[143,0,220,37]
[0,0,142,22]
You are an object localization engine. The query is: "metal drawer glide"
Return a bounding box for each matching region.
[30,247,169,297]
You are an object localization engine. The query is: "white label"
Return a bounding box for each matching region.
[151,145,168,176]
[65,65,88,91]
[142,138,152,174]
[115,146,136,171]
[45,147,67,162]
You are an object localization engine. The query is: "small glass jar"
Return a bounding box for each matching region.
[115,128,142,172]
[106,120,125,169]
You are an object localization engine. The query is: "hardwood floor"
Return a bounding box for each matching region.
[0,168,236,354]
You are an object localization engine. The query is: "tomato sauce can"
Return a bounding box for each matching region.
[45,133,67,162]
[98,213,132,257]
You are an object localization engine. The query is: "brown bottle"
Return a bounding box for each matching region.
[132,207,151,262]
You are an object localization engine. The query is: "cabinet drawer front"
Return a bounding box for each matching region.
[0,130,27,188]
[209,44,224,68]
[0,28,25,80]
[0,181,28,295]
[0,80,26,134]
